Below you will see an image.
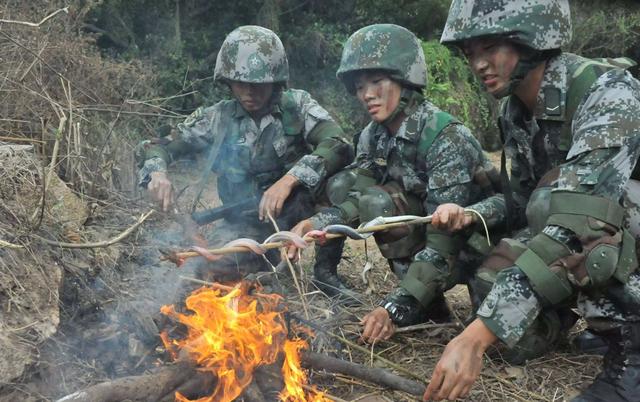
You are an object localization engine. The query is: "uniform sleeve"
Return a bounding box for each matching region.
[332,125,379,224]
[286,90,354,190]
[477,70,640,347]
[401,124,485,306]
[423,124,481,213]
[135,104,221,186]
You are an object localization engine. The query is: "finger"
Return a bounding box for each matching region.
[447,380,468,401]
[460,383,473,400]
[286,245,295,260]
[159,186,170,211]
[274,197,284,219]
[435,368,457,401]
[148,182,161,201]
[424,369,443,401]
[163,189,174,212]
[361,319,374,341]
[440,208,450,225]
[258,195,267,221]
[368,323,385,342]
[162,191,170,212]
[381,324,394,340]
[431,211,440,227]
[453,215,465,232]
[288,245,300,262]
[363,320,383,343]
[465,216,475,227]
[268,198,278,219]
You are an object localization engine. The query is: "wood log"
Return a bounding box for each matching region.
[55,362,207,402]
[56,352,426,401]
[302,351,426,396]
[240,382,266,402]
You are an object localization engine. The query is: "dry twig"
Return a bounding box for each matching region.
[0,7,69,27]
[33,210,154,249]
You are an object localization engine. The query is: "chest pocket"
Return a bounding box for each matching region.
[279,93,311,168]
[213,119,252,183]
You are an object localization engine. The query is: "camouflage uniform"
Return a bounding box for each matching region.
[136,26,353,277]
[443,1,640,398]
[311,24,495,318]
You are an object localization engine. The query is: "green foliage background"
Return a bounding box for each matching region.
[83,0,640,150]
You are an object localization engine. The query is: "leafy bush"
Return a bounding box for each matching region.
[422,41,500,150]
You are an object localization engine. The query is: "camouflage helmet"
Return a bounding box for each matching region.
[440,0,572,51]
[214,25,289,83]
[337,24,427,94]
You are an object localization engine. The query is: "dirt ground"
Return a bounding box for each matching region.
[0,157,602,402]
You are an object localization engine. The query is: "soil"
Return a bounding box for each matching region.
[0,155,602,402]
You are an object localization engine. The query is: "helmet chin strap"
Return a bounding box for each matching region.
[381,86,424,126]
[492,47,561,99]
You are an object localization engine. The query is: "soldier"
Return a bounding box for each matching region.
[425,1,640,401]
[136,26,353,277]
[287,24,496,335]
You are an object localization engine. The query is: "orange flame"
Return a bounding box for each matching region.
[161,283,329,402]
[281,339,327,402]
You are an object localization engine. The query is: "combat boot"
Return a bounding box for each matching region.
[312,238,361,305]
[572,325,640,402]
[572,329,609,355]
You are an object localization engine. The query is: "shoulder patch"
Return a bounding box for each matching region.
[279,90,304,135]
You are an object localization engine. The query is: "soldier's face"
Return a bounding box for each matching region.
[462,37,519,97]
[229,82,274,114]
[354,72,402,123]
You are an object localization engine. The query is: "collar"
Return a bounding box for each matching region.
[370,101,425,144]
[232,99,250,119]
[231,93,283,119]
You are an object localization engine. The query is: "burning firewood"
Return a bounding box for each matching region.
[159,281,329,402]
[56,280,429,401]
[54,362,211,402]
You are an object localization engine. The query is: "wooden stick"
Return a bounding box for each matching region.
[0,7,69,27]
[0,136,45,144]
[304,351,426,396]
[394,321,462,334]
[33,210,154,249]
[0,239,24,249]
[163,215,433,262]
[178,275,273,300]
[323,330,426,384]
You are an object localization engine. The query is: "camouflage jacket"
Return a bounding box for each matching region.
[311,99,487,226]
[474,53,640,347]
[136,89,353,205]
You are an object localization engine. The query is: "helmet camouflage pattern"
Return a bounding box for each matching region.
[337,24,427,93]
[440,0,572,51]
[214,25,289,83]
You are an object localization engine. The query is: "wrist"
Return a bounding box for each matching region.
[150,171,168,179]
[462,318,498,352]
[282,173,300,188]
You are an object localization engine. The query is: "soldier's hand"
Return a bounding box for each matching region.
[360,307,396,343]
[148,171,175,212]
[431,203,475,232]
[286,219,313,261]
[259,174,299,221]
[423,319,496,401]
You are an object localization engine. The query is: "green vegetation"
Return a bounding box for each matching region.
[422,41,498,149]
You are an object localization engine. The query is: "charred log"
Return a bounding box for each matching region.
[55,362,208,402]
[303,351,427,396]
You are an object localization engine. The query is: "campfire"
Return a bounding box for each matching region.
[160,281,328,402]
